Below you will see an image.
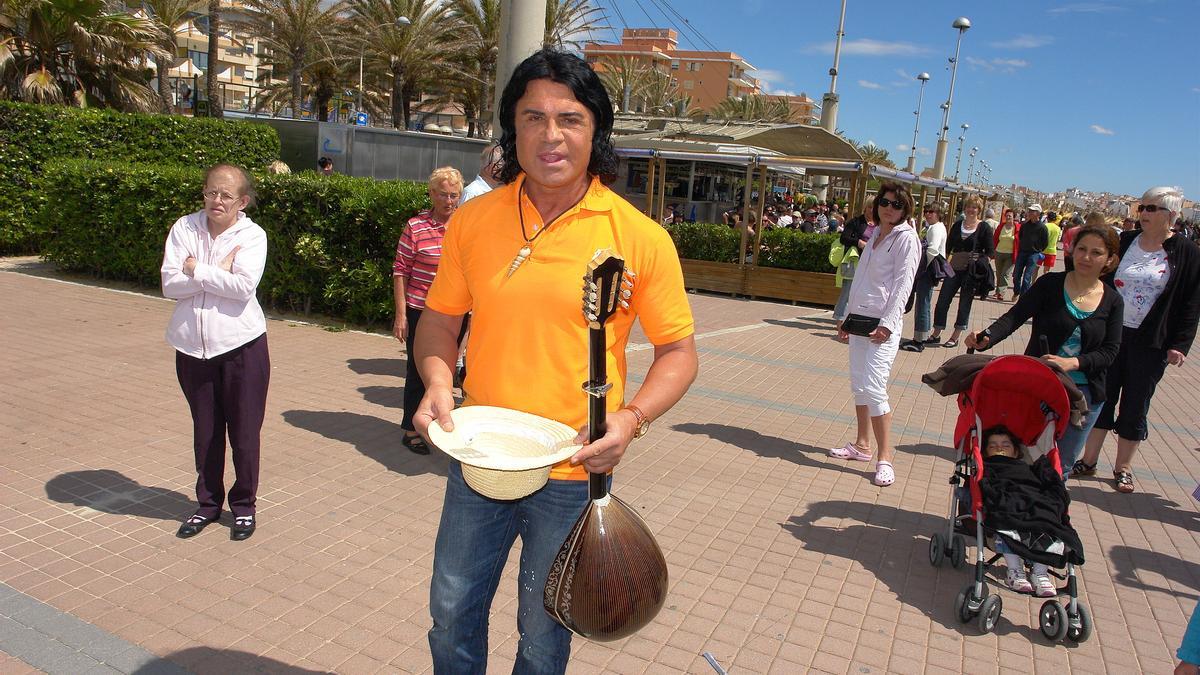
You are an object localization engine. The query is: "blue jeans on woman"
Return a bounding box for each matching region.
[428,461,603,675]
[913,275,934,340]
[1058,383,1104,480]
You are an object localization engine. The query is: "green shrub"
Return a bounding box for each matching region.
[0,101,279,254]
[664,221,837,273]
[39,159,427,327]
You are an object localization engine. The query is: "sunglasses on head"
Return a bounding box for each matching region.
[1137,204,1168,213]
[877,197,905,209]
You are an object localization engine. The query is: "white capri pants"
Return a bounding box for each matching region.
[848,332,900,417]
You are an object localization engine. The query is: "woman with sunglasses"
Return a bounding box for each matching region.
[1071,187,1200,493]
[830,183,921,487]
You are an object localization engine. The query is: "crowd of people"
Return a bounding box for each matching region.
[152,47,1200,673]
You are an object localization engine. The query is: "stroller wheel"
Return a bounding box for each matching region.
[1066,602,1092,643]
[1039,600,1069,642]
[978,595,1002,634]
[955,581,989,623]
[950,535,967,569]
[929,533,947,567]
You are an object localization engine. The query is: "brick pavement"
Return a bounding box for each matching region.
[1,260,1199,674]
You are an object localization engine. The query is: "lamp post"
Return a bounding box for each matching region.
[359,16,410,112]
[953,123,969,182]
[932,16,971,180]
[905,72,931,174]
[966,146,978,185]
[814,0,849,201]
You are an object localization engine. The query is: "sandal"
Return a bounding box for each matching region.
[1070,460,1097,477]
[922,336,942,345]
[943,339,959,349]
[873,461,895,487]
[829,442,873,461]
[402,433,431,456]
[1114,470,1134,493]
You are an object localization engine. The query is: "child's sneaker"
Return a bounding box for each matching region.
[1006,567,1033,593]
[1030,564,1056,597]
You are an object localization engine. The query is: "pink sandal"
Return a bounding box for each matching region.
[829,443,873,461]
[873,461,895,487]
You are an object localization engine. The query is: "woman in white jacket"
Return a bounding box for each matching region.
[161,164,269,541]
[829,182,921,487]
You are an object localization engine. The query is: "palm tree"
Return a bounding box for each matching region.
[445,0,498,138]
[709,95,793,123]
[0,0,165,110]
[346,0,458,130]
[141,0,206,112]
[848,139,894,168]
[235,0,346,119]
[595,55,649,112]
[544,0,604,51]
[203,0,220,116]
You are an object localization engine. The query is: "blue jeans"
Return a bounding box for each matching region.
[833,278,853,321]
[1058,384,1104,479]
[428,462,600,675]
[913,275,934,339]
[1013,251,1039,296]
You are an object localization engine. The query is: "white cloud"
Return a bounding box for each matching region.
[895,145,930,156]
[806,39,932,57]
[1048,2,1121,13]
[857,80,884,90]
[896,144,909,152]
[1192,87,1200,94]
[1090,124,1115,136]
[918,147,931,156]
[754,68,796,96]
[991,34,1055,49]
[965,57,1031,73]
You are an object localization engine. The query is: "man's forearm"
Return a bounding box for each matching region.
[414,309,464,389]
[626,336,698,421]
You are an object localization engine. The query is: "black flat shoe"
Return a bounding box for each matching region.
[403,434,431,455]
[900,342,925,352]
[231,516,256,541]
[176,514,217,539]
[922,336,942,345]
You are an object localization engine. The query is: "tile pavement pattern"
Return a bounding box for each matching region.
[1,262,1199,674]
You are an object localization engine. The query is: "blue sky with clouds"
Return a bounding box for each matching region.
[592,0,1200,199]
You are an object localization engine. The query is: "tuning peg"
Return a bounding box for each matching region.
[619,300,630,310]
[620,289,631,300]
[585,311,598,322]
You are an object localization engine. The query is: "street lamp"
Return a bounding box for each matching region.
[814,0,849,201]
[932,16,971,180]
[966,146,978,185]
[905,72,931,173]
[953,123,970,182]
[358,16,410,112]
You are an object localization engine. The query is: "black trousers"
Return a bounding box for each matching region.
[1094,326,1168,441]
[175,333,270,519]
[933,272,976,331]
[401,308,468,432]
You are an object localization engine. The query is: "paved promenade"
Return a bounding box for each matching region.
[2,260,1199,674]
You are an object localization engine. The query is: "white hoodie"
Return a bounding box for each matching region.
[161,210,268,359]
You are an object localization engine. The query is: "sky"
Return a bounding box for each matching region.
[589,0,1200,200]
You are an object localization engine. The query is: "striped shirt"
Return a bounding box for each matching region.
[392,210,448,310]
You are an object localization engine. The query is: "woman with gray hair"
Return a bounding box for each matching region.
[1071,187,1200,493]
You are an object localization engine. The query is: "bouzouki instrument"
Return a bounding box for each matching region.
[543,249,669,642]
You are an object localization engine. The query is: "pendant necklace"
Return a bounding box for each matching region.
[507,180,585,277]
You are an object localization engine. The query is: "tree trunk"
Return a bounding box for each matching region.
[205,0,222,117]
[156,53,172,113]
[290,64,302,119]
[391,66,403,129]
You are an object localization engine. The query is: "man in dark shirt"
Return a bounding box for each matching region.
[1013,203,1048,298]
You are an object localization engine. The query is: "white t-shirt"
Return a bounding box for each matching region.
[922,221,947,260]
[1114,235,1171,329]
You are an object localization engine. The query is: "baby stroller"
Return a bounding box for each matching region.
[926,354,1092,643]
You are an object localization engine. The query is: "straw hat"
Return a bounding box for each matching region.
[427,406,582,500]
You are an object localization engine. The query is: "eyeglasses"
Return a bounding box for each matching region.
[202,190,240,203]
[877,197,905,209]
[1137,204,1168,213]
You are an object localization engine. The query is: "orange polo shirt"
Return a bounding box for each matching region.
[425,174,695,480]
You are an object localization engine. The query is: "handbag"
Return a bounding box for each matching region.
[841,313,880,337]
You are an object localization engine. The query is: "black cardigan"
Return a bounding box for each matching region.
[946,220,995,258]
[982,271,1124,402]
[1106,231,1200,355]
[840,214,869,255]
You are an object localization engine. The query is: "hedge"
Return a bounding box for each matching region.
[665,222,837,273]
[0,101,280,254]
[39,159,427,326]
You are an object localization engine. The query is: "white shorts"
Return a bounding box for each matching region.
[848,332,900,417]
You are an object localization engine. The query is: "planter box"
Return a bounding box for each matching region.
[679,259,840,306]
[746,267,841,306]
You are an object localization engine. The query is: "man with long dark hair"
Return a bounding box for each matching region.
[412,49,699,673]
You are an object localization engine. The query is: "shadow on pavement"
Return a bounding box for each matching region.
[671,422,867,478]
[45,470,192,520]
[346,357,406,377]
[132,646,330,674]
[282,410,447,476]
[783,499,1045,641]
[1109,544,1200,600]
[1069,484,1200,533]
[896,442,958,462]
[359,385,403,409]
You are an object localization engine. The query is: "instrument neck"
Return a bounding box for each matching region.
[587,326,608,500]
